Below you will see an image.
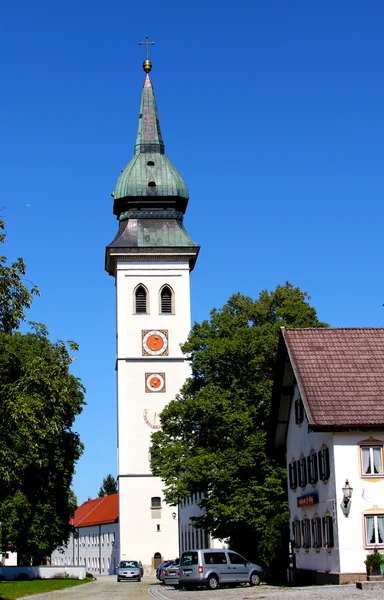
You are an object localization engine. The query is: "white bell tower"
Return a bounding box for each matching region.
[105,50,199,572]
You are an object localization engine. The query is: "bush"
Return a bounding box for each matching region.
[365,547,383,575]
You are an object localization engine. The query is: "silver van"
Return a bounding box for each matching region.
[179,548,264,590]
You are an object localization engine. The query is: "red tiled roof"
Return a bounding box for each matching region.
[283,328,384,428]
[70,494,118,528]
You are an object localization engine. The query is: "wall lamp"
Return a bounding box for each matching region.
[342,479,353,508]
[172,512,177,520]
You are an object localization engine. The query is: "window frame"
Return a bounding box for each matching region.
[134,284,149,314]
[364,513,384,547]
[159,284,175,315]
[360,444,384,477]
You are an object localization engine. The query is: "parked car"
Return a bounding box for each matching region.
[179,548,264,590]
[162,558,180,587]
[156,560,174,581]
[117,560,142,582]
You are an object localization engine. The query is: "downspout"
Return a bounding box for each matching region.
[77,528,79,566]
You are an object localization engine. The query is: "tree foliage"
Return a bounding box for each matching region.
[150,284,327,568]
[0,221,85,564]
[98,474,118,497]
[0,221,40,334]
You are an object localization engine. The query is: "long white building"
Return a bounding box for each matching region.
[105,53,199,572]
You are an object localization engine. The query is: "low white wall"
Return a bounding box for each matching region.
[0,566,86,580]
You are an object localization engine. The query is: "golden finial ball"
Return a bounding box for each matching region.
[143,59,152,73]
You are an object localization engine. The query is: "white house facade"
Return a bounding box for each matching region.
[105,55,199,572]
[270,327,384,584]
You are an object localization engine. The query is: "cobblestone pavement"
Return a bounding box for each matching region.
[153,583,384,600]
[18,577,384,600]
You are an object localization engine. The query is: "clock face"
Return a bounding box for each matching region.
[143,408,162,429]
[142,330,168,356]
[146,373,166,393]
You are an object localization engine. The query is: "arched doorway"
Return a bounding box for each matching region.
[153,552,162,569]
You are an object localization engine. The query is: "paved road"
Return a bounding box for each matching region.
[19,576,384,600]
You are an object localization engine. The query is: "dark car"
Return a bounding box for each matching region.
[163,558,180,587]
[117,560,142,582]
[156,560,174,581]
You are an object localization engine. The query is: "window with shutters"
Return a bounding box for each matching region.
[160,285,174,314]
[134,285,148,314]
[318,447,330,482]
[307,451,318,485]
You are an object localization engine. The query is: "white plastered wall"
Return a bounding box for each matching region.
[334,431,384,574]
[115,259,192,569]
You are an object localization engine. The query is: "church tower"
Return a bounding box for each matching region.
[105,46,199,571]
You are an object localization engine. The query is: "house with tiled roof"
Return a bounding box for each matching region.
[269,327,384,584]
[51,494,119,575]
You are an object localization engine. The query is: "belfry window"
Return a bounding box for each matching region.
[135,285,148,314]
[160,286,173,314]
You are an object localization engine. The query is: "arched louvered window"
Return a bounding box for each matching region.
[160,286,173,314]
[135,285,148,314]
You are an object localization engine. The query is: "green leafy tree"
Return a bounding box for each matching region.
[98,474,118,497]
[151,284,327,571]
[0,221,85,564]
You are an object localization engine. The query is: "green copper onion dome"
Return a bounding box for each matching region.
[112,73,189,219]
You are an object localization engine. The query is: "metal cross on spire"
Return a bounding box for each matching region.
[139,35,155,60]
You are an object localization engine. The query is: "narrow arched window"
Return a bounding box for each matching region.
[160,286,173,314]
[135,285,147,314]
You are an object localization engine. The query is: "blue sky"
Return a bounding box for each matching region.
[2,0,384,505]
